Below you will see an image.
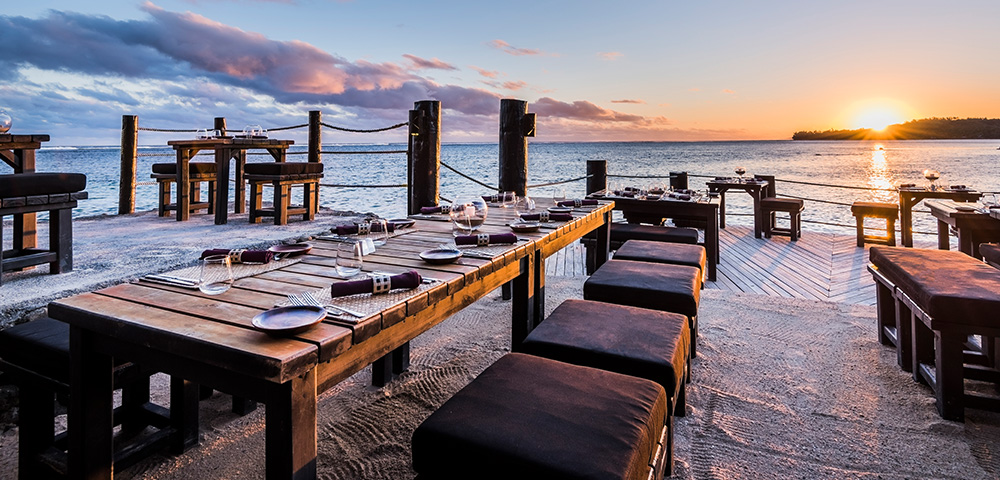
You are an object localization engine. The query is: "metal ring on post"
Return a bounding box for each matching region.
[371,274,392,295]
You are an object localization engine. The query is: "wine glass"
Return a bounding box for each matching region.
[514,195,535,218]
[923,169,941,190]
[735,166,747,182]
[981,194,997,209]
[335,241,363,277]
[0,110,11,133]
[552,187,567,207]
[449,197,488,236]
[371,218,389,247]
[501,191,516,209]
[199,255,234,295]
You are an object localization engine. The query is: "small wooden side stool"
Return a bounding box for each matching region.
[245,162,323,225]
[851,201,898,247]
[151,162,216,217]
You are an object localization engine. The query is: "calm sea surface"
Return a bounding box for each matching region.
[32,140,1000,237]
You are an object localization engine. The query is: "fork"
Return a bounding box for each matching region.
[287,292,365,318]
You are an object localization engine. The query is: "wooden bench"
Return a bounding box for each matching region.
[980,243,1000,268]
[613,239,707,287]
[851,201,898,247]
[868,246,1000,421]
[756,174,805,241]
[1,173,87,285]
[581,222,699,274]
[245,162,323,225]
[0,316,195,478]
[150,162,216,217]
[520,299,689,476]
[412,353,669,480]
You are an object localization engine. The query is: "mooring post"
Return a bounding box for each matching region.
[308,110,321,163]
[498,99,535,197]
[118,115,138,215]
[586,160,607,194]
[407,100,441,215]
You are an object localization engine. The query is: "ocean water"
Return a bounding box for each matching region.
[27,140,1000,237]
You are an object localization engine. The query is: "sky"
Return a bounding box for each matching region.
[1,0,999,146]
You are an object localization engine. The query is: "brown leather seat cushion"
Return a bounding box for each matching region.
[151,162,217,175]
[412,353,666,480]
[761,197,804,211]
[870,246,1000,326]
[980,243,1000,267]
[0,173,86,198]
[243,162,324,176]
[611,222,699,244]
[0,317,71,382]
[521,299,689,397]
[851,202,898,219]
[585,259,700,317]
[614,239,706,276]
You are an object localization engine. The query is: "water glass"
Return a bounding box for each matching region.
[552,188,567,206]
[371,218,389,247]
[336,241,364,277]
[501,191,516,209]
[199,255,234,295]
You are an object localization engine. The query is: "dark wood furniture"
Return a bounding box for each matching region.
[1,173,87,284]
[755,175,804,241]
[245,162,324,225]
[898,186,981,247]
[520,299,689,477]
[851,201,898,247]
[412,353,669,480]
[1,134,48,252]
[613,239,707,287]
[48,199,613,479]
[151,162,217,217]
[868,246,1000,421]
[706,178,768,238]
[924,199,1000,258]
[588,190,720,281]
[166,138,294,225]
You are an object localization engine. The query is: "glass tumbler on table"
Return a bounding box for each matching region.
[336,240,364,277]
[199,254,234,295]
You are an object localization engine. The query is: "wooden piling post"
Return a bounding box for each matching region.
[308,110,321,163]
[408,100,441,215]
[586,160,607,194]
[118,115,138,215]
[498,99,535,196]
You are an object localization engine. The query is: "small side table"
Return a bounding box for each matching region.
[706,178,768,238]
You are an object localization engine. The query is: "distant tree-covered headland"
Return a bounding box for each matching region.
[792,117,1000,140]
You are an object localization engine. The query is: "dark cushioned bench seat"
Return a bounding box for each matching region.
[614,239,707,285]
[150,162,217,217]
[868,246,1000,421]
[412,353,668,480]
[520,299,690,476]
[980,243,1000,268]
[584,259,700,356]
[151,162,217,175]
[582,223,699,274]
[0,172,86,198]
[244,161,324,177]
[244,162,324,225]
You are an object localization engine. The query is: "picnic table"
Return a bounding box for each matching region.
[48,198,612,479]
[925,199,1000,258]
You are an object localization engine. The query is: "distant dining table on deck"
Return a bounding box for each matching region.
[924,199,1000,258]
[587,189,720,281]
[167,138,294,225]
[898,185,981,247]
[706,177,768,238]
[48,198,613,479]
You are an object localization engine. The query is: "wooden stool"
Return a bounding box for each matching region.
[520,299,690,476]
[245,162,323,225]
[851,202,898,247]
[412,353,669,480]
[581,222,699,274]
[613,239,707,286]
[756,174,805,241]
[151,162,216,217]
[584,259,700,356]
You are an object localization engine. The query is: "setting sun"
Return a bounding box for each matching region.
[849,99,910,131]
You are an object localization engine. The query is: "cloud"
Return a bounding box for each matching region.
[610,99,645,104]
[532,97,670,126]
[488,39,543,56]
[597,52,623,61]
[470,66,500,78]
[722,89,735,95]
[402,54,457,71]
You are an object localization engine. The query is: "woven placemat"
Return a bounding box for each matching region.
[276,278,439,322]
[166,256,303,282]
[317,227,416,243]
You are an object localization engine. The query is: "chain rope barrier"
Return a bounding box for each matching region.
[320,121,408,133]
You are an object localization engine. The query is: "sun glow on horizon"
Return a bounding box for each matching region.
[849,99,911,131]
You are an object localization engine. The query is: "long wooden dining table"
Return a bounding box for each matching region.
[48,198,612,479]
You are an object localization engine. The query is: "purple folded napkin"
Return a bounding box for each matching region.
[612,190,635,197]
[674,189,696,195]
[898,183,916,188]
[335,222,394,235]
[330,270,422,298]
[482,194,501,203]
[420,205,452,214]
[454,233,518,246]
[949,185,968,190]
[519,212,573,222]
[557,199,599,207]
[669,193,692,201]
[200,249,273,263]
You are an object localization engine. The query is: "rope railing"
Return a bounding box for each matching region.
[320,122,408,133]
[319,183,406,188]
[608,173,676,179]
[724,212,940,236]
[137,127,199,133]
[527,174,592,189]
[440,161,498,191]
[687,173,899,192]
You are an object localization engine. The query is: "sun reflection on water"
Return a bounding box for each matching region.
[866,144,896,203]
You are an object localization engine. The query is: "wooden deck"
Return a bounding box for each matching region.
[546,224,940,306]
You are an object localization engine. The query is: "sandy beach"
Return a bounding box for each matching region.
[2,211,999,478]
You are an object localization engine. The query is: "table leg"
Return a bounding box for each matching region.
[752,194,763,239]
[594,210,611,271]
[533,251,546,329]
[14,148,37,250]
[235,150,247,214]
[706,210,719,281]
[510,253,535,351]
[900,195,914,247]
[176,150,191,221]
[265,368,318,480]
[68,326,114,480]
[956,229,975,257]
[717,191,727,229]
[215,149,230,225]
[936,219,950,250]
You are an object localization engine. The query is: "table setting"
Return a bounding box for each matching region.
[141,243,312,291]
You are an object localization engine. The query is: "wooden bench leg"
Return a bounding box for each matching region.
[273,181,289,225]
[18,382,56,479]
[50,207,73,274]
[158,180,171,217]
[249,182,263,224]
[855,216,865,247]
[169,377,199,454]
[935,330,966,421]
[207,180,216,215]
[790,212,800,241]
[911,313,934,383]
[895,299,913,372]
[886,218,896,246]
[875,282,895,346]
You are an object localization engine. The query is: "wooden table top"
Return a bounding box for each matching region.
[167,138,294,148]
[48,199,613,387]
